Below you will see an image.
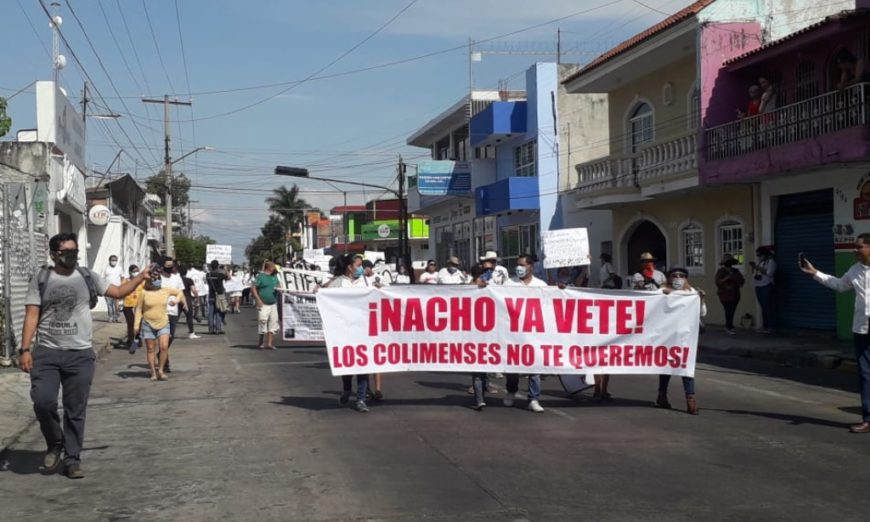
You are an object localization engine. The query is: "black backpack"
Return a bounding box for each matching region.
[36,266,100,311]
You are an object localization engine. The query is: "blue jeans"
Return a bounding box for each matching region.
[208,299,224,333]
[755,284,775,329]
[342,375,369,402]
[853,332,870,422]
[105,297,119,322]
[659,375,695,396]
[506,374,541,400]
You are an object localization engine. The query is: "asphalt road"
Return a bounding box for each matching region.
[2,307,870,521]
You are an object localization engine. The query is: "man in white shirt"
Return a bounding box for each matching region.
[802,234,870,434]
[102,255,123,323]
[418,259,439,284]
[160,257,186,362]
[188,265,208,321]
[480,251,509,286]
[631,252,666,290]
[502,254,546,413]
[437,256,468,284]
[362,260,388,288]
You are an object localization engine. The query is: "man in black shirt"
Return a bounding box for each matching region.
[206,260,229,334]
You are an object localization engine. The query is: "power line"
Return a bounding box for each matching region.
[628,0,671,16]
[65,0,162,166]
[141,0,177,93]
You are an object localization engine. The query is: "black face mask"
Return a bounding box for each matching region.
[55,251,78,269]
[163,265,174,273]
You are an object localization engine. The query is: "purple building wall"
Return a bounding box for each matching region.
[699,22,763,129]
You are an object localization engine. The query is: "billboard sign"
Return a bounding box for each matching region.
[417,161,471,196]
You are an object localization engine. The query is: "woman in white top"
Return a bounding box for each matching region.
[749,246,776,333]
[656,267,705,415]
[323,254,371,413]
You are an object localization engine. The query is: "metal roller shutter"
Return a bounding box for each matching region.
[774,189,835,330]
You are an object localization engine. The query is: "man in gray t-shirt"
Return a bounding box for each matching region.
[18,233,151,479]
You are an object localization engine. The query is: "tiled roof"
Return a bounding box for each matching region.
[724,9,870,65]
[562,0,714,84]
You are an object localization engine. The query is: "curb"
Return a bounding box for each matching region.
[700,343,857,375]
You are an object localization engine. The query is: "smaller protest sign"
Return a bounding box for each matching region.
[542,228,590,269]
[364,251,386,263]
[206,244,233,265]
[282,268,332,293]
[282,292,325,342]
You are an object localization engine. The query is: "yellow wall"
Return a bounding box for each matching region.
[608,55,697,156]
[612,184,756,327]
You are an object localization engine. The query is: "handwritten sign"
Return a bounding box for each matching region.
[282,292,325,341]
[206,244,232,265]
[542,228,590,269]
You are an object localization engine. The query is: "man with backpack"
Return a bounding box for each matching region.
[18,233,152,479]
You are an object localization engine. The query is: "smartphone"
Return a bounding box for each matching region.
[798,253,808,268]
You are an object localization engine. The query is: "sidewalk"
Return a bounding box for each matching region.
[0,313,125,454]
[700,325,856,372]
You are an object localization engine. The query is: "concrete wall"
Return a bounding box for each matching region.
[612,184,755,326]
[607,55,697,157]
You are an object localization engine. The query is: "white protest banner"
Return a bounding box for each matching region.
[224,278,244,293]
[364,251,385,264]
[282,292,325,341]
[316,286,700,377]
[541,228,590,269]
[282,268,332,293]
[206,244,232,265]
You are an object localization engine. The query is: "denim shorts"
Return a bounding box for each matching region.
[141,322,171,340]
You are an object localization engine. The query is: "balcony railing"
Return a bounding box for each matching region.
[575,133,697,193]
[705,82,869,161]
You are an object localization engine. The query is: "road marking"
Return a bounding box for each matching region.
[704,377,828,405]
[221,360,327,368]
[547,408,576,421]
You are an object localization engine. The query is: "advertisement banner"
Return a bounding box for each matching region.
[282,292,325,341]
[316,286,700,376]
[542,228,591,269]
[417,161,472,196]
[206,244,232,265]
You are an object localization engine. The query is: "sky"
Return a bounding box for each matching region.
[1,0,688,262]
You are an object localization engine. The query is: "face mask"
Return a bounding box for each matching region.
[448,267,458,274]
[109,260,117,267]
[150,278,163,289]
[353,266,364,279]
[130,271,139,278]
[163,266,174,273]
[55,251,78,269]
[515,266,528,278]
[671,278,686,290]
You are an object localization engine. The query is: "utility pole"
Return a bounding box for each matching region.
[142,95,192,258]
[187,199,200,236]
[397,155,409,279]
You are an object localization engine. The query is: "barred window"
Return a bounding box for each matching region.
[681,224,704,270]
[514,140,537,177]
[719,221,744,264]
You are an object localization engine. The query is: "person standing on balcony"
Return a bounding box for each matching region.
[737,84,762,119]
[102,255,123,323]
[715,254,745,335]
[801,234,870,433]
[758,76,778,113]
[835,49,869,90]
[749,246,776,334]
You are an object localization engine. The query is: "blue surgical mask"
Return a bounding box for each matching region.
[515,266,528,278]
[353,266,364,279]
[150,279,162,289]
[448,267,458,274]
[671,278,686,290]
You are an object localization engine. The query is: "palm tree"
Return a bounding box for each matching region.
[266,184,311,234]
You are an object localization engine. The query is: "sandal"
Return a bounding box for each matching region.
[686,395,698,415]
[150,373,158,381]
[157,372,168,381]
[373,390,384,401]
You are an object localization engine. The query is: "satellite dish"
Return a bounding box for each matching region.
[54,54,67,70]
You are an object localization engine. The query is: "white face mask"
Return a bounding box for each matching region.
[109,260,117,266]
[515,266,528,278]
[671,278,686,290]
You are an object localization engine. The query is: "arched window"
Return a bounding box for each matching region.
[629,102,654,153]
[795,60,818,101]
[680,222,704,272]
[718,219,745,264]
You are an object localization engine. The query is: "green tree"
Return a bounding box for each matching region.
[267,184,310,236]
[174,235,215,268]
[145,172,191,208]
[0,97,11,138]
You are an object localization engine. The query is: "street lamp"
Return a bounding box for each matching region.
[163,146,213,257]
[274,164,411,275]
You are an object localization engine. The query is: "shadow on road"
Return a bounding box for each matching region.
[704,408,853,429]
[0,449,45,475]
[698,353,859,395]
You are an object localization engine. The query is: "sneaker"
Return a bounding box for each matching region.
[726,328,737,335]
[43,447,63,473]
[189,333,201,339]
[63,462,84,479]
[355,400,369,413]
[339,391,351,405]
[474,401,486,411]
[485,383,498,394]
[527,400,545,413]
[503,396,514,408]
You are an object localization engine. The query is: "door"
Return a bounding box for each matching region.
[774,189,835,330]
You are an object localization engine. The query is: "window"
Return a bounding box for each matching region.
[719,221,744,264]
[794,60,818,102]
[514,140,537,177]
[500,223,539,271]
[681,224,704,271]
[629,103,653,153]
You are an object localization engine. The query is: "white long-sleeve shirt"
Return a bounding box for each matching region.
[814,263,870,333]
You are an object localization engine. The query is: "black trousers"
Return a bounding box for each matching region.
[30,348,96,465]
